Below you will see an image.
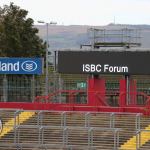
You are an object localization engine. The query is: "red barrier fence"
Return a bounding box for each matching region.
[0,101,149,115]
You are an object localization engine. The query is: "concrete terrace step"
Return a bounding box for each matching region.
[1,110,150,150]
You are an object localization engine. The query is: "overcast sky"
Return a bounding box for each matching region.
[0,0,150,25]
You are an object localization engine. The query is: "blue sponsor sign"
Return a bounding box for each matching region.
[0,58,43,74]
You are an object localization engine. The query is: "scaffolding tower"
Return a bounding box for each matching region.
[80,28,141,49]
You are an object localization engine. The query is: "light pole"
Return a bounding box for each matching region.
[38,20,57,95]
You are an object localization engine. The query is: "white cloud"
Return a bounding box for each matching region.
[0,0,150,25]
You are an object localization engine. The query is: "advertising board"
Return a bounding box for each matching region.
[58,51,150,75]
[0,58,43,74]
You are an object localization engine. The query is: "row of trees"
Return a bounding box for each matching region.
[0,3,46,57]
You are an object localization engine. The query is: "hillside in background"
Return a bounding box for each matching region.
[36,24,150,50]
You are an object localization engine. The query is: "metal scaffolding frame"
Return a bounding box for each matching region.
[80,28,141,49]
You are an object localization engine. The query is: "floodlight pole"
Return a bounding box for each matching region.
[38,20,57,95]
[46,22,49,96]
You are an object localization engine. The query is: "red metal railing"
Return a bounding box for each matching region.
[34,90,86,103]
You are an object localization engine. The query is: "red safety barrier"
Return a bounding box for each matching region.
[0,101,148,114]
[1,75,150,115]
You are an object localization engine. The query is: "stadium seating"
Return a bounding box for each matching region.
[0,110,150,149]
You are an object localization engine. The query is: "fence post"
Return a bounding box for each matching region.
[15,126,20,149]
[91,128,93,147]
[110,113,115,128]
[88,127,93,149]
[117,129,120,149]
[39,126,43,145]
[85,112,90,127]
[14,110,20,143]
[63,127,68,146]
[114,130,116,150]
[14,124,17,144]
[31,75,35,102]
[17,127,20,144]
[136,113,141,131]
[14,110,21,126]
[3,74,8,102]
[88,128,90,148]
[139,130,141,148]
[37,111,43,126]
[59,74,62,103]
[114,129,120,150]
[136,130,140,150]
[61,112,66,127]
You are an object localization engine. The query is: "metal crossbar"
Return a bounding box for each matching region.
[14,124,120,149]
